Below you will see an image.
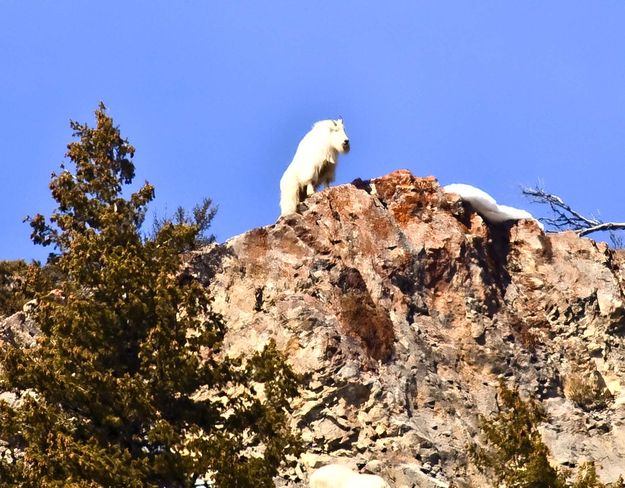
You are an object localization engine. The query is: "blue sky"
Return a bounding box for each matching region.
[2,2,624,261]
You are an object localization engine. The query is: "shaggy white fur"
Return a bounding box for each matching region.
[279,119,350,216]
[444,183,543,230]
[309,464,355,488]
[309,464,390,488]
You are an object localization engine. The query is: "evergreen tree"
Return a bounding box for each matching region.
[0,260,29,317]
[150,197,217,249]
[573,462,604,488]
[0,104,300,487]
[469,382,566,488]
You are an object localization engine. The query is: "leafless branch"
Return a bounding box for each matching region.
[610,232,624,249]
[577,222,625,237]
[522,186,625,240]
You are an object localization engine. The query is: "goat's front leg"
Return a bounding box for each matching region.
[306,183,315,196]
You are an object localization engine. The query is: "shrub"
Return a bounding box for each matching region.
[565,367,612,411]
[469,382,566,488]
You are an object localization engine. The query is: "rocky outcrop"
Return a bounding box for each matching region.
[185,170,625,487]
[2,170,624,486]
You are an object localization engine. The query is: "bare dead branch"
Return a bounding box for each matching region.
[610,232,624,248]
[577,222,625,237]
[522,186,625,240]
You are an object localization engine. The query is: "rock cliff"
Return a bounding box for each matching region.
[184,170,625,487]
[3,169,625,487]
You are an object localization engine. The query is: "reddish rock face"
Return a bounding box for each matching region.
[5,170,624,485]
[186,170,625,486]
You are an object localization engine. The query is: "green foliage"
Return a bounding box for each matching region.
[0,259,62,318]
[573,462,604,488]
[571,464,625,488]
[0,104,300,487]
[565,369,611,412]
[150,197,217,250]
[469,383,625,487]
[0,260,29,316]
[469,382,566,488]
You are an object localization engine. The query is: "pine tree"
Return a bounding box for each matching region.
[0,260,29,317]
[573,462,604,488]
[0,104,300,487]
[469,382,566,488]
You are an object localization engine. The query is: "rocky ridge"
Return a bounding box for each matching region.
[185,170,625,487]
[2,169,625,487]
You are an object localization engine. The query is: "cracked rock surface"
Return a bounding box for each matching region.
[185,170,625,487]
[4,170,625,487]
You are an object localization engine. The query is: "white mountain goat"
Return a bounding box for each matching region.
[444,183,544,230]
[279,119,350,216]
[309,464,391,488]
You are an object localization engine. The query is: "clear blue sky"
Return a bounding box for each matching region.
[2,2,624,261]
